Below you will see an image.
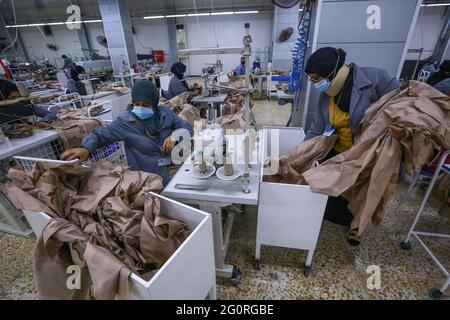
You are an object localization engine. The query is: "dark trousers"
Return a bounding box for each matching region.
[320,148,353,227]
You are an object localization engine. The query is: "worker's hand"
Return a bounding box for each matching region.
[161,136,177,154]
[60,147,90,167]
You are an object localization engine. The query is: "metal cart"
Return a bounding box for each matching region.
[399,150,450,300]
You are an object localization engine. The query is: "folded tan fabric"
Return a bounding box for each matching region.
[302,81,450,236]
[5,160,190,299]
[216,109,255,130]
[264,135,338,184]
[50,108,103,149]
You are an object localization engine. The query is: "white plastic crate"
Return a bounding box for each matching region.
[254,126,328,276]
[23,192,216,300]
[13,144,216,299]
[14,140,128,171]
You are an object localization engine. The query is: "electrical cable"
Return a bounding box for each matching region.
[192,0,201,32]
[2,0,18,54]
[210,0,220,47]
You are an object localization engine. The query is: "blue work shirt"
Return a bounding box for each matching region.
[234,64,246,76]
[81,106,193,186]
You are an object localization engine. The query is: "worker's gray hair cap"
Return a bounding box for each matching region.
[131,80,160,107]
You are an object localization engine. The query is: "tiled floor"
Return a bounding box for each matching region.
[0,99,448,299]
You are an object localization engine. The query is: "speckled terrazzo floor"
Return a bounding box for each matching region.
[0,182,448,300]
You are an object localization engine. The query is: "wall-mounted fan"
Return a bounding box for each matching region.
[272,0,301,8]
[96,35,108,48]
[46,43,58,51]
[279,27,294,42]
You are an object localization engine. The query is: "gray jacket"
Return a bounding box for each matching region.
[163,76,188,100]
[305,64,400,140]
[82,106,193,186]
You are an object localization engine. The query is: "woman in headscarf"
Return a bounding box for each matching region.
[61,80,193,186]
[304,47,400,245]
[66,64,87,95]
[163,61,189,99]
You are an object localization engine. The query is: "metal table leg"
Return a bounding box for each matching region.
[199,203,241,283]
[0,192,33,238]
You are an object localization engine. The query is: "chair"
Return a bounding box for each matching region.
[417,70,431,83]
[398,151,450,299]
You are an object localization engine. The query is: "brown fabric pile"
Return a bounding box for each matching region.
[227,75,246,88]
[177,104,207,128]
[3,160,190,299]
[301,81,450,236]
[159,91,190,111]
[161,91,253,130]
[50,108,103,149]
[215,109,255,130]
[221,92,254,116]
[263,135,338,184]
[100,83,132,95]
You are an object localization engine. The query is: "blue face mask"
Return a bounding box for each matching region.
[314,79,331,92]
[132,106,154,120]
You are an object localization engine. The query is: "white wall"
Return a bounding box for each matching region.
[18,22,108,67]
[131,18,171,69]
[20,25,82,65]
[16,13,273,74]
[407,6,447,60]
[176,12,273,75]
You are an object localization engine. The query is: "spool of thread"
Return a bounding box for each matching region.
[198,159,207,174]
[223,163,234,176]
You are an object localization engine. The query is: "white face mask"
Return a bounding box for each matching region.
[314,79,332,92]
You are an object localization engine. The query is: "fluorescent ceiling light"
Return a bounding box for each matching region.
[46,22,65,25]
[235,10,259,14]
[143,15,165,19]
[421,3,450,6]
[65,21,82,24]
[211,11,234,15]
[7,24,30,28]
[28,23,46,26]
[166,14,187,18]
[188,13,210,16]
[83,19,102,23]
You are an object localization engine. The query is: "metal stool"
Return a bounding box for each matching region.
[399,150,450,299]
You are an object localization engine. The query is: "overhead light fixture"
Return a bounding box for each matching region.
[166,14,187,18]
[6,24,33,28]
[143,15,165,19]
[46,22,65,25]
[65,21,82,24]
[235,10,259,14]
[28,23,46,26]
[421,2,450,6]
[188,13,210,16]
[211,12,234,15]
[83,19,102,23]
[299,8,304,11]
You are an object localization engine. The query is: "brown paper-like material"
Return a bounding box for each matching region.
[6,160,190,300]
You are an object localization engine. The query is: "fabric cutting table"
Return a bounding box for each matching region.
[162,134,261,283]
